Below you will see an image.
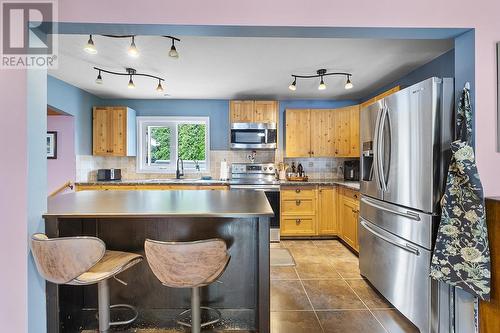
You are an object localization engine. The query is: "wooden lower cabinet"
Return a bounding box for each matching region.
[76,184,228,191]
[338,195,359,251]
[280,185,360,250]
[318,186,338,235]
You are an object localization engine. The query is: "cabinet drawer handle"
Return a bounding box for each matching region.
[295,189,301,193]
[295,219,301,225]
[295,200,301,206]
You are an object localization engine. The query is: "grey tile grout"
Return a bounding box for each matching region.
[343,272,390,333]
[292,247,326,333]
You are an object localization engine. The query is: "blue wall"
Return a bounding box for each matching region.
[100,99,230,150]
[454,30,475,144]
[362,49,455,101]
[47,76,103,155]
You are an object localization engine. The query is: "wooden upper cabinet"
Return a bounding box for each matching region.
[229,100,278,123]
[229,100,255,122]
[310,110,336,157]
[92,106,136,157]
[254,101,278,123]
[285,109,311,157]
[285,106,360,158]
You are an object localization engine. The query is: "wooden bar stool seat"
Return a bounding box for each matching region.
[30,233,143,333]
[145,238,230,333]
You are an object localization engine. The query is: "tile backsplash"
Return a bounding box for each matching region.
[76,150,354,182]
[76,150,276,182]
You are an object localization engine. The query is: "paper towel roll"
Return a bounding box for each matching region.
[220,160,229,180]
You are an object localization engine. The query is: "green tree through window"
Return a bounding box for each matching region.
[178,124,206,161]
[150,127,170,163]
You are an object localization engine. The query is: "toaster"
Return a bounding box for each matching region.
[97,169,122,181]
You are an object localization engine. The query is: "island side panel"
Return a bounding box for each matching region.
[258,216,270,333]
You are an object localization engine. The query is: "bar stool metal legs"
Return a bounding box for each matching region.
[175,287,222,333]
[97,278,139,333]
[98,279,111,333]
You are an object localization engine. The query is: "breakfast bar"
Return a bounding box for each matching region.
[43,190,273,333]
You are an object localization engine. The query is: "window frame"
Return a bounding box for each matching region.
[136,116,210,174]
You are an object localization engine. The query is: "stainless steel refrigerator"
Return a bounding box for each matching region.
[359,77,455,333]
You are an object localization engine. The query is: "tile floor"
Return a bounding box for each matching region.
[270,239,420,333]
[84,239,419,333]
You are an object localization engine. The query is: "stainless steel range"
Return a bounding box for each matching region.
[229,163,280,241]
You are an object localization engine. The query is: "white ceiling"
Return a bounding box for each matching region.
[49,35,453,100]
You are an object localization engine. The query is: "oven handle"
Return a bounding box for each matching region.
[230,185,280,191]
[360,219,420,256]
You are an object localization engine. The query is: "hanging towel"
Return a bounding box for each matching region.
[430,86,491,301]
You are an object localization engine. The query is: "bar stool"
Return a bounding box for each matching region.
[145,238,230,333]
[30,233,143,333]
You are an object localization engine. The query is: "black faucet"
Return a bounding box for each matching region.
[176,158,184,179]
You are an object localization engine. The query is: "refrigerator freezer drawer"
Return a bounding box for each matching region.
[359,218,432,333]
[360,195,436,250]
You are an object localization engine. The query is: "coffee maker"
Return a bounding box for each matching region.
[343,160,360,181]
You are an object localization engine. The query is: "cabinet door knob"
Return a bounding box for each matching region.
[296,200,301,206]
[354,194,358,199]
[296,219,301,225]
[295,189,301,193]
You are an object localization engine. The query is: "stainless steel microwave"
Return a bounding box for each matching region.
[230,123,277,149]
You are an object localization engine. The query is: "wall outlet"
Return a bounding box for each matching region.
[308,162,314,167]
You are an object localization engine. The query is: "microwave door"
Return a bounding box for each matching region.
[381,79,438,213]
[360,101,384,201]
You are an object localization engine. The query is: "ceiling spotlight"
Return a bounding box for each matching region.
[128,75,136,89]
[95,70,103,84]
[345,75,353,90]
[84,35,97,54]
[169,39,179,58]
[288,77,297,91]
[128,36,139,57]
[156,80,164,92]
[318,76,326,90]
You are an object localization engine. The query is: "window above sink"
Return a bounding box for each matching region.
[137,116,210,173]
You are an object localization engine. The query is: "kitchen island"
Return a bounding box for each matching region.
[43,190,273,333]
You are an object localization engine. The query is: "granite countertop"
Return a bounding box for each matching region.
[280,179,360,190]
[45,190,274,218]
[76,178,360,190]
[75,179,228,186]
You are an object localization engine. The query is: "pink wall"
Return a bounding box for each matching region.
[2,0,500,331]
[47,115,75,194]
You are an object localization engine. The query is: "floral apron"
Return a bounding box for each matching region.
[430,87,491,301]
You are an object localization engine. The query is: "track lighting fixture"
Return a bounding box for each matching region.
[128,75,136,89]
[288,77,297,91]
[84,35,97,54]
[93,67,165,92]
[127,36,139,57]
[165,36,180,58]
[84,35,181,58]
[156,80,164,92]
[318,76,326,90]
[95,70,103,84]
[288,69,353,92]
[344,75,354,90]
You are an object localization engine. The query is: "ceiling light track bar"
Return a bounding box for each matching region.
[93,67,165,82]
[288,68,354,91]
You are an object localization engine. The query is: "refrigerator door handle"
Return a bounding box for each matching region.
[373,105,384,191]
[378,105,388,192]
[361,197,421,221]
[360,219,420,256]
